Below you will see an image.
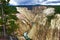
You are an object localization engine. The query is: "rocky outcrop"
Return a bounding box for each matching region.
[43,7,55,16]
[15,6,59,40]
[46,14,60,40]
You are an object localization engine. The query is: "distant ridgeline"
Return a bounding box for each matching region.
[15,6,60,13]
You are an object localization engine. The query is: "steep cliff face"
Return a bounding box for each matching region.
[46,14,60,40]
[32,6,47,15]
[16,7,35,21]
[15,7,35,40]
[15,6,59,40]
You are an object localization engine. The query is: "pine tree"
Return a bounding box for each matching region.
[0,0,18,37]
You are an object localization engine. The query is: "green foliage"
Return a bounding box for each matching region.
[47,6,60,14]
[0,19,3,24]
[0,0,18,35]
[54,6,60,13]
[4,6,17,14]
[6,20,18,35]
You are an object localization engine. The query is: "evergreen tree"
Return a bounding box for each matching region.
[0,0,18,36]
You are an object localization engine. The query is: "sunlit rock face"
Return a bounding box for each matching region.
[16,7,28,13]
[15,7,34,40]
[16,7,34,21]
[51,14,60,29]
[32,6,47,15]
[17,36,26,40]
[16,6,59,40]
[16,7,48,40]
[46,14,60,40]
[16,13,26,20]
[43,8,55,16]
[28,15,48,40]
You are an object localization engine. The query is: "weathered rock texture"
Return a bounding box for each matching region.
[15,6,59,40]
